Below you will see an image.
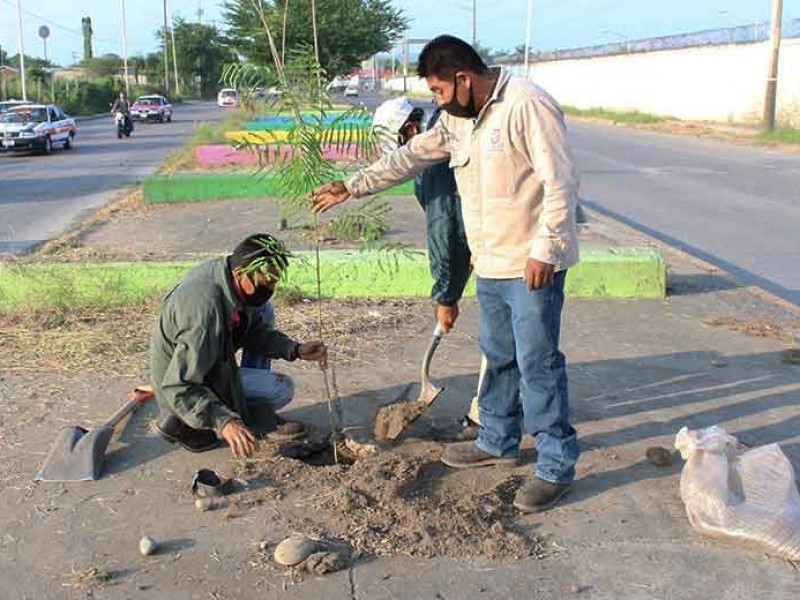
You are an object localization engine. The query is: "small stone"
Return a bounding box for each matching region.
[194,496,229,513]
[781,348,800,364]
[258,541,270,552]
[274,534,317,566]
[139,535,158,556]
[711,358,729,368]
[303,550,349,574]
[646,446,674,467]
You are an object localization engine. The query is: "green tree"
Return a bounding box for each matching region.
[222,0,407,76]
[81,53,123,78]
[158,19,237,98]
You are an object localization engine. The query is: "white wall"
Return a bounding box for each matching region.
[386,40,800,127]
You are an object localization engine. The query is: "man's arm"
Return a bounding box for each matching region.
[159,305,239,437]
[312,117,452,213]
[511,92,579,287]
[243,308,299,361]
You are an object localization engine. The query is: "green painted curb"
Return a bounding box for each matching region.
[0,248,664,312]
[143,173,415,204]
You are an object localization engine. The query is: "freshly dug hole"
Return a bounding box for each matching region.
[279,439,357,466]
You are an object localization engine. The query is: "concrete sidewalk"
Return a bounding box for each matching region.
[1,193,798,597]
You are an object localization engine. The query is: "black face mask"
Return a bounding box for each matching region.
[243,284,274,307]
[441,75,476,119]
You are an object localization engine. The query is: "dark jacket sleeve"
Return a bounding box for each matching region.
[158,298,239,435]
[414,109,472,306]
[242,307,300,360]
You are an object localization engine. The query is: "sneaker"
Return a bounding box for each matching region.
[155,413,221,453]
[513,478,571,513]
[440,441,518,469]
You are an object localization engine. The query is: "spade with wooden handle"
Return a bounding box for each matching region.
[36,387,155,482]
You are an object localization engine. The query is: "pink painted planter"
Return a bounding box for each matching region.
[195,144,360,166]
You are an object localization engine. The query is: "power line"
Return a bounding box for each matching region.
[0,0,118,44]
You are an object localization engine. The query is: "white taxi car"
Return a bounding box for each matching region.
[0,103,76,154]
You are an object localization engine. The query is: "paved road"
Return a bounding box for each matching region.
[568,122,800,306]
[0,101,224,255]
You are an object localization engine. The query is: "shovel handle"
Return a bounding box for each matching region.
[103,389,154,428]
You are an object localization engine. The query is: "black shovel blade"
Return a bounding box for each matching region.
[35,425,115,482]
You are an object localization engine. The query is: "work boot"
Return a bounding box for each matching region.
[441,441,518,469]
[513,478,571,513]
[456,415,480,441]
[155,413,221,453]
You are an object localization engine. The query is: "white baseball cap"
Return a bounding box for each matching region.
[372,97,415,154]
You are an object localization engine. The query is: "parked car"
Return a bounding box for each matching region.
[344,85,359,98]
[217,88,239,108]
[130,95,173,123]
[0,103,76,154]
[0,100,29,114]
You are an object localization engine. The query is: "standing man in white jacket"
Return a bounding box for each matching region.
[312,35,580,512]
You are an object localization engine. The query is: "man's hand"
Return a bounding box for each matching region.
[297,341,328,367]
[524,258,555,291]
[436,303,459,333]
[221,419,258,458]
[310,181,350,214]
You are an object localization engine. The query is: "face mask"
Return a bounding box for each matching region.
[441,75,476,119]
[243,284,274,307]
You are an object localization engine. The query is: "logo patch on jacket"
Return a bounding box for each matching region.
[488,128,503,151]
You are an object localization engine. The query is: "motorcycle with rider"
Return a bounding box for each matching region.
[110,91,134,138]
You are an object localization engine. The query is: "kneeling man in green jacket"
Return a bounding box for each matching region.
[150,233,327,458]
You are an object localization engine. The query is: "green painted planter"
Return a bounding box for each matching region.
[0,248,665,312]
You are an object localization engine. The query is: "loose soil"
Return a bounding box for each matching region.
[235,439,546,561]
[373,399,427,440]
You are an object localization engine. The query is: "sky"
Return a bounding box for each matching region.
[0,0,798,67]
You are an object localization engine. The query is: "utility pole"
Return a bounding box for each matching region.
[119,0,130,96]
[763,0,783,130]
[15,0,27,100]
[524,0,533,79]
[472,0,477,46]
[168,0,180,96]
[162,0,170,94]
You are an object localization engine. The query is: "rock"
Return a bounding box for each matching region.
[194,496,229,513]
[303,550,349,574]
[781,348,800,364]
[139,535,158,556]
[711,358,729,368]
[274,534,317,566]
[646,446,674,467]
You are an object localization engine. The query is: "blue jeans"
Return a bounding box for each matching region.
[475,272,579,484]
[240,302,294,413]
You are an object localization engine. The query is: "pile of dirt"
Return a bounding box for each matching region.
[241,447,546,560]
[373,399,426,440]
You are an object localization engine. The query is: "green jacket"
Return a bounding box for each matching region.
[150,257,299,437]
[414,108,472,306]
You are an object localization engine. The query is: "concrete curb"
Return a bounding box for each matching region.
[0,249,665,311]
[142,173,415,203]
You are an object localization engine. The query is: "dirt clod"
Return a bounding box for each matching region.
[302,550,350,574]
[374,399,426,440]
[781,348,800,364]
[645,446,674,467]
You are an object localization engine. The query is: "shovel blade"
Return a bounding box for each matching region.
[35,425,115,482]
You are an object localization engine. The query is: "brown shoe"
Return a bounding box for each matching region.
[440,441,518,469]
[155,413,221,453]
[513,478,571,513]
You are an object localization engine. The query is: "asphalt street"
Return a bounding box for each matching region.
[0,101,225,255]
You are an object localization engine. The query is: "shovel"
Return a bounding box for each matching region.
[36,387,155,482]
[381,324,445,441]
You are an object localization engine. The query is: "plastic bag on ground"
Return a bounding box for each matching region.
[674,425,800,561]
